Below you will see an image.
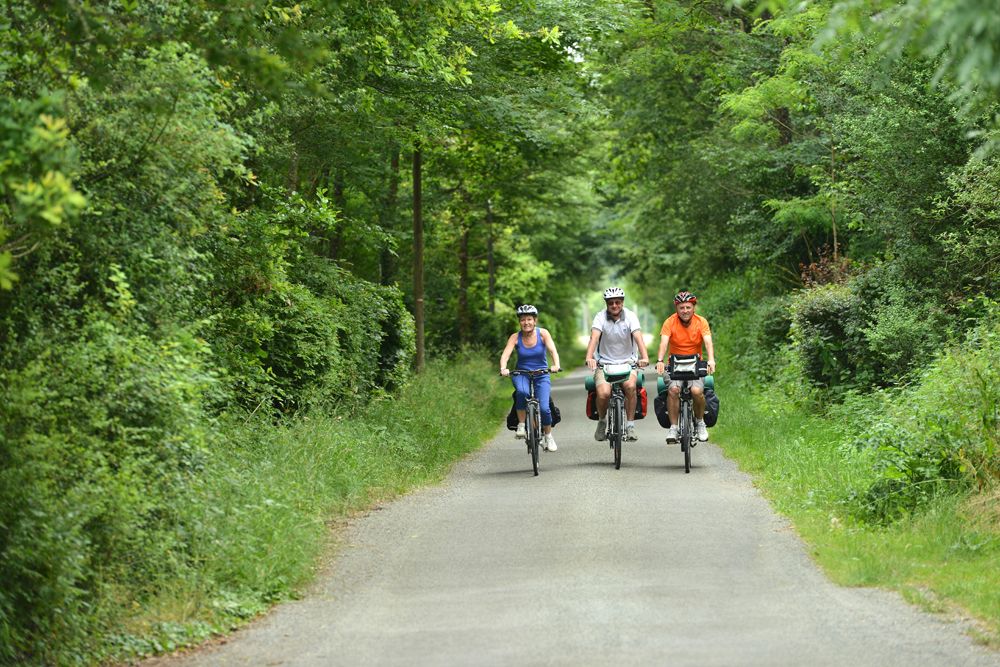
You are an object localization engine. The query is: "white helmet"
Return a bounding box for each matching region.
[516,304,538,316]
[603,286,625,301]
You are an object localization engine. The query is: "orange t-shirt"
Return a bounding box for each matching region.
[660,313,711,356]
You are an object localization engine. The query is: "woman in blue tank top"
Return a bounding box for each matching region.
[499,304,563,451]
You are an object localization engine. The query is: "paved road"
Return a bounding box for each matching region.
[154,369,998,666]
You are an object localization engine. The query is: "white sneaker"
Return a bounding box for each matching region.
[595,419,607,441]
[544,434,557,451]
[665,425,678,443]
[515,423,526,439]
[625,425,638,441]
[696,420,709,442]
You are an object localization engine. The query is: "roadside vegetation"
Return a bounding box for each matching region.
[2,0,999,664]
[709,287,1000,643]
[598,0,1000,644]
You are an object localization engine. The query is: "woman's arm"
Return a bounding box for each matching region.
[499,333,518,376]
[541,329,561,371]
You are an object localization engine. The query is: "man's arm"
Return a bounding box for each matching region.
[632,329,649,367]
[585,329,601,370]
[655,335,669,375]
[703,333,716,375]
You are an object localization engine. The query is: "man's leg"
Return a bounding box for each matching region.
[692,386,705,419]
[665,383,681,442]
[691,382,708,441]
[594,371,611,441]
[623,375,637,418]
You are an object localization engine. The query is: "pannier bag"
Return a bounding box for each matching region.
[586,390,599,420]
[506,390,561,429]
[634,385,648,419]
[653,393,670,428]
[652,384,721,428]
[704,386,719,427]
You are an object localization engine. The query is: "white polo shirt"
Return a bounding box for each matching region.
[592,307,641,364]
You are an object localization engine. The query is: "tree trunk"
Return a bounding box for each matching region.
[458,221,470,344]
[380,147,400,285]
[486,199,495,314]
[412,146,425,372]
[774,107,792,145]
[286,150,299,191]
[329,169,346,259]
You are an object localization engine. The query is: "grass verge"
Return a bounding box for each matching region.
[108,352,508,663]
[713,386,1000,646]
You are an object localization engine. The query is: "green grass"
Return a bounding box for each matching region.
[106,352,509,663]
[714,386,1000,646]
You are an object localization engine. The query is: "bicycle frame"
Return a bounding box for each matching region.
[677,380,694,474]
[599,363,636,470]
[510,369,549,476]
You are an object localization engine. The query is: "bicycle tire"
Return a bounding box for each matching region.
[527,403,540,476]
[612,395,623,469]
[681,403,692,474]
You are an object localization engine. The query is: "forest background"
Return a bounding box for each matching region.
[1,0,998,664]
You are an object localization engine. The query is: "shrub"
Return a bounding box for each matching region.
[789,283,868,390]
[0,317,215,664]
[844,312,1000,523]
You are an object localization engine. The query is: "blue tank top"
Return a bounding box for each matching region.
[516,331,548,371]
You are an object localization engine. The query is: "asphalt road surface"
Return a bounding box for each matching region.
[153,368,998,667]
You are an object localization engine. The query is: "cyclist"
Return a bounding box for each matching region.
[499,304,562,451]
[585,287,650,442]
[654,291,716,443]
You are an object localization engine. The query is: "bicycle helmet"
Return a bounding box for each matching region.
[673,290,697,304]
[516,304,538,316]
[603,286,625,301]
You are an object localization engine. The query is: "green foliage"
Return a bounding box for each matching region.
[789,283,867,389]
[0,317,215,664]
[0,95,86,289]
[845,312,1000,523]
[106,353,504,665]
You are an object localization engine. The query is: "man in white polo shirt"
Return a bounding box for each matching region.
[585,286,650,442]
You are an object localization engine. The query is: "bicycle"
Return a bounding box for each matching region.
[508,368,550,476]
[665,354,708,474]
[597,363,639,470]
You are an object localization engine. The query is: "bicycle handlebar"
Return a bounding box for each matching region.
[507,368,553,377]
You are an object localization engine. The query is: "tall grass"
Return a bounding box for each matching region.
[99,352,508,663]
[713,386,1000,645]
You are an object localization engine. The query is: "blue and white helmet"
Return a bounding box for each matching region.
[516,304,539,316]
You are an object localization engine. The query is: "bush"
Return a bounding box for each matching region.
[0,317,215,664]
[200,197,415,413]
[844,312,1000,523]
[789,283,868,390]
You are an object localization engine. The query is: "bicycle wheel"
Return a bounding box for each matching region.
[612,397,623,470]
[526,403,540,476]
[681,404,692,474]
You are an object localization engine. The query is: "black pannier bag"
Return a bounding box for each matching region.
[506,390,561,429]
[653,393,671,428]
[704,386,719,427]
[653,387,720,428]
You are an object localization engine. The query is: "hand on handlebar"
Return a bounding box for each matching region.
[707,360,716,374]
[655,361,665,375]
[550,366,561,373]
[638,358,649,369]
[500,368,510,377]
[586,358,597,370]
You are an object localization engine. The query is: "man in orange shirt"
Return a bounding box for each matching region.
[654,291,716,443]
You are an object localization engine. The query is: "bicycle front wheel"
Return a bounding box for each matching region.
[526,404,540,476]
[612,399,623,470]
[681,406,692,474]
